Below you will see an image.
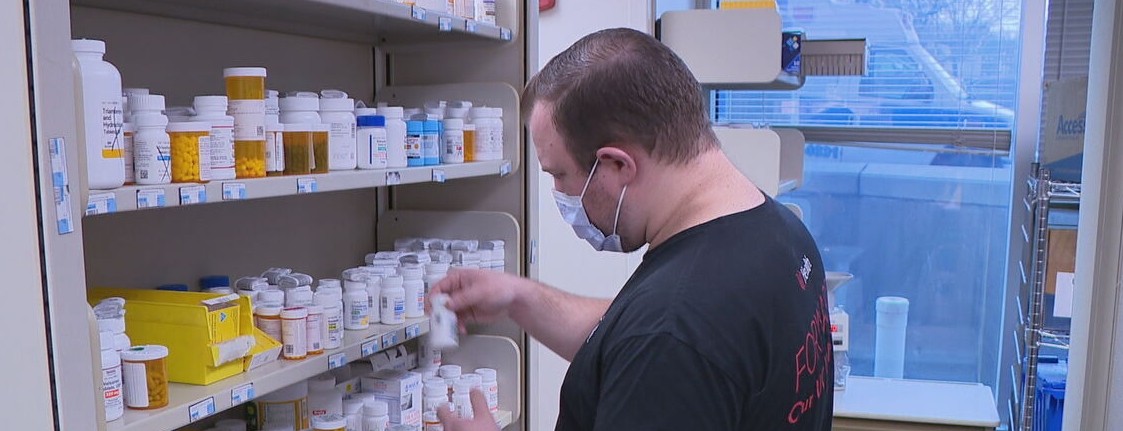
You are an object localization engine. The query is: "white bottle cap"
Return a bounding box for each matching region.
[120,345,169,361]
[343,399,365,415]
[223,67,267,78]
[453,380,472,394]
[399,265,424,280]
[475,368,497,382]
[71,39,106,53]
[382,275,404,289]
[319,278,343,289]
[377,106,405,119]
[469,107,489,118]
[439,364,462,378]
[306,304,323,315]
[166,121,212,133]
[258,290,285,306]
[308,374,336,391]
[425,262,450,275]
[364,399,389,416]
[280,307,308,319]
[320,96,355,112]
[130,94,166,112]
[442,118,464,130]
[279,93,321,112]
[461,373,482,389]
[255,305,282,317]
[424,380,448,396]
[123,88,150,96]
[311,413,348,429]
[193,95,229,109]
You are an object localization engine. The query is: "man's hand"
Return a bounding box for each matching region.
[429,268,522,329]
[437,390,499,431]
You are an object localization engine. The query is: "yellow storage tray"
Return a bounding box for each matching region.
[90,288,251,385]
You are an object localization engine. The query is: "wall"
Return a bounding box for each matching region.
[528,1,652,429]
[1,1,58,427]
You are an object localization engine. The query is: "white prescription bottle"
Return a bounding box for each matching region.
[343,284,370,331]
[380,275,407,325]
[320,90,357,170]
[312,413,348,431]
[378,106,408,168]
[281,307,309,360]
[98,331,124,421]
[265,90,286,176]
[357,115,389,170]
[255,305,284,342]
[364,274,383,324]
[441,118,465,164]
[475,368,499,414]
[308,374,343,417]
[439,365,461,399]
[452,380,473,419]
[315,292,344,349]
[306,304,325,355]
[279,92,322,125]
[423,379,449,413]
[362,399,391,431]
[400,265,426,318]
[131,95,172,185]
[342,398,364,431]
[72,39,125,190]
[192,96,237,180]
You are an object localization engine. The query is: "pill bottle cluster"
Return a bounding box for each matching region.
[401,0,498,24]
[92,297,170,421]
[73,39,505,190]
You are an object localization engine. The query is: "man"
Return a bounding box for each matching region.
[435,28,833,430]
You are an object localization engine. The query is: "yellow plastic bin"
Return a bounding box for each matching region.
[89,289,256,385]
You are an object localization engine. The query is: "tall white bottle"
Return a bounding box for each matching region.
[72,39,126,190]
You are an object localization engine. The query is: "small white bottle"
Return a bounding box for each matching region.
[258,289,285,308]
[192,95,237,180]
[441,118,465,164]
[439,365,461,399]
[357,115,389,170]
[131,95,171,185]
[254,305,284,342]
[343,284,370,331]
[362,399,391,431]
[378,107,408,168]
[423,379,449,414]
[418,333,442,370]
[452,380,473,419]
[72,39,125,190]
[306,304,325,355]
[475,368,499,414]
[98,331,124,421]
[308,374,344,417]
[265,90,285,176]
[320,90,358,170]
[423,262,450,295]
[285,285,315,308]
[364,274,383,324]
[279,92,322,125]
[400,265,426,319]
[280,307,309,360]
[342,398,365,431]
[122,100,135,185]
[315,292,344,349]
[380,275,406,325]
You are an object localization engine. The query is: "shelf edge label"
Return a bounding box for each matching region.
[188,397,216,422]
[179,185,207,205]
[222,182,247,200]
[297,178,318,194]
[329,352,347,369]
[136,188,167,209]
[231,383,255,404]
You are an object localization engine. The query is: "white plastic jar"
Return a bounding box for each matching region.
[255,305,284,342]
[312,413,348,431]
[306,304,325,355]
[343,284,370,331]
[357,115,389,170]
[400,265,426,319]
[281,307,309,360]
[380,275,406,325]
[130,95,171,185]
[265,90,286,176]
[279,92,322,125]
[192,96,237,180]
[423,379,449,413]
[315,292,344,349]
[378,106,408,168]
[308,374,343,417]
[452,380,473,419]
[72,39,125,190]
[320,90,357,170]
[441,118,465,164]
[469,107,504,161]
[475,368,499,414]
[98,331,124,421]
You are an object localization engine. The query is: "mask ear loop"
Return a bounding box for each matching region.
[610,185,627,236]
[579,158,600,199]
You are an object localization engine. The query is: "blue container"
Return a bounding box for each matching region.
[422,119,441,166]
[1034,359,1067,431]
[406,120,424,167]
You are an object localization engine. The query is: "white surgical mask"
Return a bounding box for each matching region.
[552,159,627,252]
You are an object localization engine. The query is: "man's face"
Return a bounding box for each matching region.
[530,102,622,238]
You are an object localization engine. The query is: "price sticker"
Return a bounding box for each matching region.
[222,182,247,200]
[386,171,402,186]
[405,324,422,339]
[499,160,512,177]
[500,28,512,41]
[412,6,427,20]
[179,185,207,205]
[361,338,381,357]
[439,17,452,32]
[466,20,478,33]
[136,188,166,209]
[297,178,318,193]
[188,397,216,422]
[432,169,446,183]
[86,192,118,216]
[328,352,347,369]
[382,332,400,348]
[231,383,255,404]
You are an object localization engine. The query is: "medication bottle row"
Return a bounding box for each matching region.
[73,39,507,190]
[194,358,501,431]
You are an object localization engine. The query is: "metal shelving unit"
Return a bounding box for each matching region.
[1010,167,1076,431]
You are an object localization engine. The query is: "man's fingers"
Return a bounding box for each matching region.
[469,389,490,417]
[436,401,456,424]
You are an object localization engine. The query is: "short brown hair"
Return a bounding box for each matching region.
[523,28,718,171]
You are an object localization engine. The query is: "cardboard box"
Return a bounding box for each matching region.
[1041,76,1088,183]
[1046,229,1077,295]
[362,370,422,426]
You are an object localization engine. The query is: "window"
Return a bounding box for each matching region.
[711,0,1022,390]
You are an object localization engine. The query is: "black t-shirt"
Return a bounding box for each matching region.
[556,196,833,430]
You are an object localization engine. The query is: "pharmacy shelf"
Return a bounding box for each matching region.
[72,0,514,44]
[106,318,430,431]
[84,160,512,215]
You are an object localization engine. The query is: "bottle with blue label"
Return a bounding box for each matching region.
[406,119,424,167]
[422,118,441,166]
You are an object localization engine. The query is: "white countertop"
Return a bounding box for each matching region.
[833,376,1001,427]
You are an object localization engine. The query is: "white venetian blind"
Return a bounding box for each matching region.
[1042,0,1094,82]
